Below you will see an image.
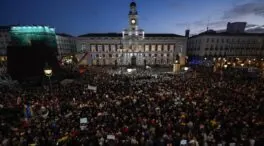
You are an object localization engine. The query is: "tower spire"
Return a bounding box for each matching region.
[206,16,210,31]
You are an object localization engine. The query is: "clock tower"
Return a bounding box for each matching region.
[122,0,144,40]
[121,0,145,66]
[129,1,138,31]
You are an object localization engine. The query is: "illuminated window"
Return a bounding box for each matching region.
[145,45,149,51]
[157,45,162,51]
[151,45,156,51]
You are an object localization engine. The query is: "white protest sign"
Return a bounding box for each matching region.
[80,118,88,124]
[107,135,115,140]
[88,85,97,91]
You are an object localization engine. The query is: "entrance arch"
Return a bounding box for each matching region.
[131,56,136,66]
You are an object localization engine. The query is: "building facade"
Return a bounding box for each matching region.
[76,1,187,66]
[10,25,57,48]
[226,22,246,33]
[0,26,11,56]
[187,31,264,57]
[56,33,76,56]
[0,25,78,62]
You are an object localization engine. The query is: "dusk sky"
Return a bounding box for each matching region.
[1,0,264,36]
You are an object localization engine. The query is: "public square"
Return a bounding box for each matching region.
[0,65,264,145]
[1,0,264,145]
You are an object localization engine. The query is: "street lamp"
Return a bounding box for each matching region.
[183,66,189,79]
[241,63,244,67]
[44,63,53,94]
[223,64,228,69]
[183,67,189,71]
[119,40,124,74]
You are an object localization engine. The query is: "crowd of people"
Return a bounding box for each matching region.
[0,66,264,146]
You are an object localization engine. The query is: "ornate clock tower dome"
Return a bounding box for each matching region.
[122,0,144,40]
[121,0,145,41]
[129,1,138,31]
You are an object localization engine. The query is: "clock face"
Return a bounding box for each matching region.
[131,19,136,24]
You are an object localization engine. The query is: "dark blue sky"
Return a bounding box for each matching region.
[1,0,263,36]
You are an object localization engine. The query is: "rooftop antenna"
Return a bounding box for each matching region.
[206,16,210,31]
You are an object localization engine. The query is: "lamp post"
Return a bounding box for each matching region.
[223,64,228,69]
[44,63,53,94]
[119,40,124,74]
[183,66,189,79]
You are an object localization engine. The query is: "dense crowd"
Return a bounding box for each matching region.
[0,67,264,146]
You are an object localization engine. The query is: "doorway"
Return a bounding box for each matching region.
[131,56,136,66]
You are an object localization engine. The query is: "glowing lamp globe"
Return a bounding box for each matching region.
[183,67,189,71]
[44,68,52,77]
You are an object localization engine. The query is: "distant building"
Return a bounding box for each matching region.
[0,26,11,56]
[185,29,190,38]
[187,31,264,57]
[226,22,247,33]
[76,1,187,66]
[56,33,76,56]
[0,25,79,61]
[10,25,57,48]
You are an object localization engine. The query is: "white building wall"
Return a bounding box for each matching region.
[188,34,264,57]
[0,28,11,55]
[76,35,187,66]
[56,34,76,56]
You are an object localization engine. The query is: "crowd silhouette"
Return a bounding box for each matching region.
[0,67,264,146]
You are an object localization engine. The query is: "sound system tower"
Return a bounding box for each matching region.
[7,40,60,81]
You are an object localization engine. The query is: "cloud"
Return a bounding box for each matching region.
[191,19,227,28]
[222,2,264,19]
[188,1,264,34]
[246,24,258,28]
[246,26,264,33]
[177,0,264,34]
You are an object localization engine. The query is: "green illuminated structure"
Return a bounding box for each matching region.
[10,26,57,47]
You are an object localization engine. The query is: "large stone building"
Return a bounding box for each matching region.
[0,25,77,58]
[0,26,11,61]
[76,1,187,66]
[56,33,76,56]
[187,30,264,58]
[226,22,247,33]
[10,26,57,47]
